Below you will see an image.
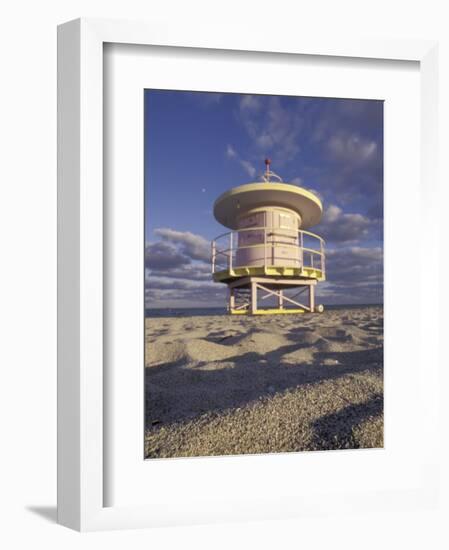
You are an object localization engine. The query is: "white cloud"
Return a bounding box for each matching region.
[240,160,256,178]
[145,228,219,307]
[322,204,343,224]
[225,144,257,179]
[330,246,383,262]
[237,96,302,166]
[256,134,273,150]
[320,204,373,243]
[145,241,190,270]
[146,275,216,291]
[290,176,303,186]
[327,133,377,164]
[316,246,383,304]
[226,144,237,158]
[153,228,210,262]
[239,95,261,111]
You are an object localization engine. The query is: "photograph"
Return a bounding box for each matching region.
[144,90,384,459]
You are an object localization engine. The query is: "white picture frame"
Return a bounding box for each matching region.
[57,17,440,531]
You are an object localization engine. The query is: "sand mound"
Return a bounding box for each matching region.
[225,329,291,355]
[288,330,320,346]
[318,325,374,346]
[281,346,315,365]
[317,327,350,339]
[146,341,187,366]
[184,339,236,362]
[313,337,344,353]
[146,338,236,366]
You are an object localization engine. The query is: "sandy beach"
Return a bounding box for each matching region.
[145,307,383,459]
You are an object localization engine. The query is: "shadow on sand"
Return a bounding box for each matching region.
[145,344,383,430]
[311,393,383,450]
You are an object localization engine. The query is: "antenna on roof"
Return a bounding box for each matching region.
[265,157,271,177]
[262,158,283,183]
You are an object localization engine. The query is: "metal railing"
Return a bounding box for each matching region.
[211,227,325,277]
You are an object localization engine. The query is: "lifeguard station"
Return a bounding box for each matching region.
[211,159,326,315]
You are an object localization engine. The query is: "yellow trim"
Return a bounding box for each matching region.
[230,308,306,315]
[213,266,325,282]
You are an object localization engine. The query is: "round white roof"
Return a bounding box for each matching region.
[213,182,323,230]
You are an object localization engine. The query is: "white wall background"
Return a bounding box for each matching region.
[0,1,448,548]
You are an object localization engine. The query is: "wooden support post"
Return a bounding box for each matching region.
[251,281,257,315]
[278,289,284,309]
[309,284,315,313]
[228,286,235,312]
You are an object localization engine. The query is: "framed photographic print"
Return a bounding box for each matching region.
[58,18,440,531]
[143,89,384,460]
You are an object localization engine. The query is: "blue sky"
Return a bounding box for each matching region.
[144,90,383,308]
